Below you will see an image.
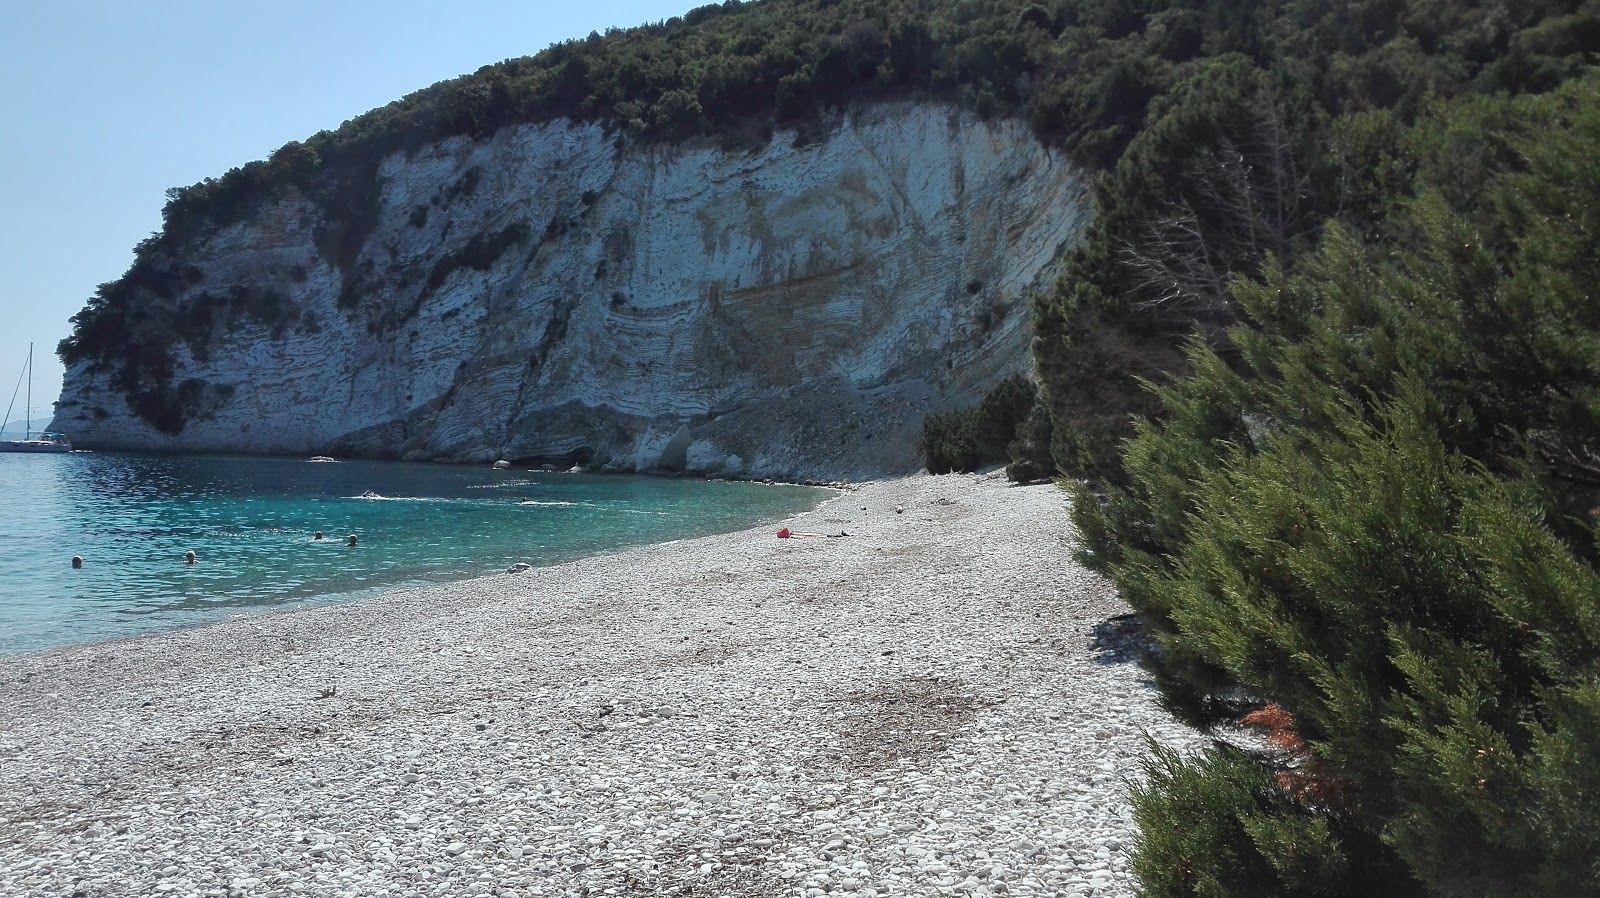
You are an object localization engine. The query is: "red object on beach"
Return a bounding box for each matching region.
[777,528,791,539]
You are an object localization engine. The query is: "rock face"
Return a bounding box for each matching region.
[54,103,1088,479]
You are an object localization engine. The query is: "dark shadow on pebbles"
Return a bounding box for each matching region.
[1089,613,1156,665]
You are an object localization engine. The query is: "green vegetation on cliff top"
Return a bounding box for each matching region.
[65,0,1267,428]
[60,0,1594,440]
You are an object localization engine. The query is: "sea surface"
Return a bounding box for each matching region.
[0,452,831,656]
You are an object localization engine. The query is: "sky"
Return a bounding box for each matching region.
[0,0,696,426]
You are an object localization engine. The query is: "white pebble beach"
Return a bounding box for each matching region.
[0,471,1205,898]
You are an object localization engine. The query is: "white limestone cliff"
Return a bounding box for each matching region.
[54,103,1088,479]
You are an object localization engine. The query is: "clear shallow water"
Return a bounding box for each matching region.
[0,452,830,655]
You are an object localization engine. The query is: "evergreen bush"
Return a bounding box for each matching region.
[922,374,1036,474]
[1129,739,1416,896]
[1082,76,1600,896]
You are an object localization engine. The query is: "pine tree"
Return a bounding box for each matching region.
[1088,74,1600,896]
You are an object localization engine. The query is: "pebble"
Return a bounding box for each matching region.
[0,475,1205,898]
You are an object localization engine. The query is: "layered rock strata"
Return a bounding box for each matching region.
[55,104,1087,479]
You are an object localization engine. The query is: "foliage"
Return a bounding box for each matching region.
[1003,396,1055,482]
[61,0,1594,438]
[922,407,981,474]
[1029,0,1595,479]
[1082,76,1600,896]
[423,222,532,296]
[922,374,1036,474]
[1129,739,1414,896]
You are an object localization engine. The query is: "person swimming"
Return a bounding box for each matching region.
[313,531,324,541]
[71,555,83,569]
[346,534,359,546]
[184,550,198,565]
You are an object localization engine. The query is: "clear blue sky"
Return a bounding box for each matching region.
[0,0,696,423]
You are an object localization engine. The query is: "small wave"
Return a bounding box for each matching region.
[344,494,470,504]
[517,500,596,508]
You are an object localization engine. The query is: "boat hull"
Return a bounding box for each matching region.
[0,440,72,453]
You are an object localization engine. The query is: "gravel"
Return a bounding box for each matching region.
[0,471,1205,898]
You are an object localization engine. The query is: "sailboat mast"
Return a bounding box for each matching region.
[24,343,31,440]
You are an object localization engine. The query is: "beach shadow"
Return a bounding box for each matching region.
[1089,613,1155,666]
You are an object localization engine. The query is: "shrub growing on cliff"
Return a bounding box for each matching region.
[1082,78,1600,896]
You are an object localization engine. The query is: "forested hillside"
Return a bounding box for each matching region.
[62,0,1595,432]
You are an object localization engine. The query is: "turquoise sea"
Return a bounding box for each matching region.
[0,452,830,656]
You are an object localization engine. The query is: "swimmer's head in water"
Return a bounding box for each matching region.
[71,555,83,569]
[346,534,359,546]
[184,550,198,564]
[313,531,324,540]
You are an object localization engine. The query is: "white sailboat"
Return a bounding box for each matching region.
[1,343,71,453]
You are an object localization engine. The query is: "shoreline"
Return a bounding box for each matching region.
[46,446,867,491]
[0,472,1204,898]
[0,458,843,660]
